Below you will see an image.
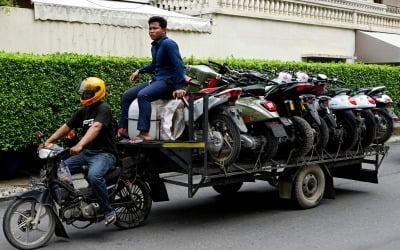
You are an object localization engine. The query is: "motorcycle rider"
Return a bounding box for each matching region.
[40,77,118,225]
[118,16,186,142]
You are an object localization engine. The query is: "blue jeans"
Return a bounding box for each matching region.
[65,149,116,216]
[118,80,174,131]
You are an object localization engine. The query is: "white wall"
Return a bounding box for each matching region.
[0,8,150,57]
[0,7,355,62]
[169,15,355,62]
[383,0,400,7]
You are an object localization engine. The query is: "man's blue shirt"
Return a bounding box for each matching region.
[139,35,185,89]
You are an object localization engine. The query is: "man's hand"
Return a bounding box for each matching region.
[129,70,140,82]
[172,89,186,99]
[70,143,83,156]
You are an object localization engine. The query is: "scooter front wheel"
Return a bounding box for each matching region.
[3,198,56,250]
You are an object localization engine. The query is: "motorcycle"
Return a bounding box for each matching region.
[309,74,365,152]
[128,74,247,167]
[183,79,247,166]
[364,86,398,144]
[350,88,377,148]
[186,63,286,163]
[2,132,152,250]
[263,70,329,155]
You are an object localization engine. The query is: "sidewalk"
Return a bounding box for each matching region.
[0,177,32,201]
[1,123,400,201]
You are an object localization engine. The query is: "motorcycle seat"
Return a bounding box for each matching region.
[329,88,351,96]
[78,164,119,181]
[353,87,370,94]
[241,85,266,96]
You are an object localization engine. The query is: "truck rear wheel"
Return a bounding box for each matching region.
[212,182,243,195]
[293,164,325,209]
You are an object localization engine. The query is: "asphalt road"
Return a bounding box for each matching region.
[1,142,400,250]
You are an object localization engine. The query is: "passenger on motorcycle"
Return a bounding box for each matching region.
[39,77,118,225]
[118,16,186,143]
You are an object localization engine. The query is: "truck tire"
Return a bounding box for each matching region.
[293,164,325,209]
[212,182,243,195]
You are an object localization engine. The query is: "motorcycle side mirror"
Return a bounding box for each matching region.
[35,131,44,138]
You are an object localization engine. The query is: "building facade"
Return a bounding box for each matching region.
[1,0,400,63]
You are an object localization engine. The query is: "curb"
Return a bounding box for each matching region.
[0,183,32,202]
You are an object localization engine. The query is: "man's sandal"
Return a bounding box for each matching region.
[105,212,116,226]
[129,134,151,144]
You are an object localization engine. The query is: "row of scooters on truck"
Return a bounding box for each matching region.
[127,61,399,167]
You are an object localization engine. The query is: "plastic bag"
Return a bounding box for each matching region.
[158,99,185,140]
[57,160,72,184]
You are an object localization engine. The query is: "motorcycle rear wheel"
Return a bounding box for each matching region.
[3,198,56,250]
[208,114,241,166]
[113,179,152,229]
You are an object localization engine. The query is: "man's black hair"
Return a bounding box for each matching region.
[148,16,167,28]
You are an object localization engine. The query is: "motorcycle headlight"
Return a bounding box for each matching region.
[38,148,52,159]
[38,148,60,159]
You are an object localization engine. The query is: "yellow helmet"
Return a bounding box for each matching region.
[77,77,106,107]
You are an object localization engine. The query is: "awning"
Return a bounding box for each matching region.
[355,31,400,64]
[31,0,211,33]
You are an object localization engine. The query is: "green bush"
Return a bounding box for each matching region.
[0,52,150,151]
[0,52,399,151]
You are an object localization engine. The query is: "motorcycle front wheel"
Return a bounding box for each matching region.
[360,111,376,148]
[308,117,329,153]
[208,114,241,166]
[287,116,314,158]
[3,198,56,250]
[113,179,152,229]
[374,111,394,144]
[327,113,359,152]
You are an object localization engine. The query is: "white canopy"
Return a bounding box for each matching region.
[355,31,400,64]
[31,0,211,33]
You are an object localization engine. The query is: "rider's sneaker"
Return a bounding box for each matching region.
[105,211,116,226]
